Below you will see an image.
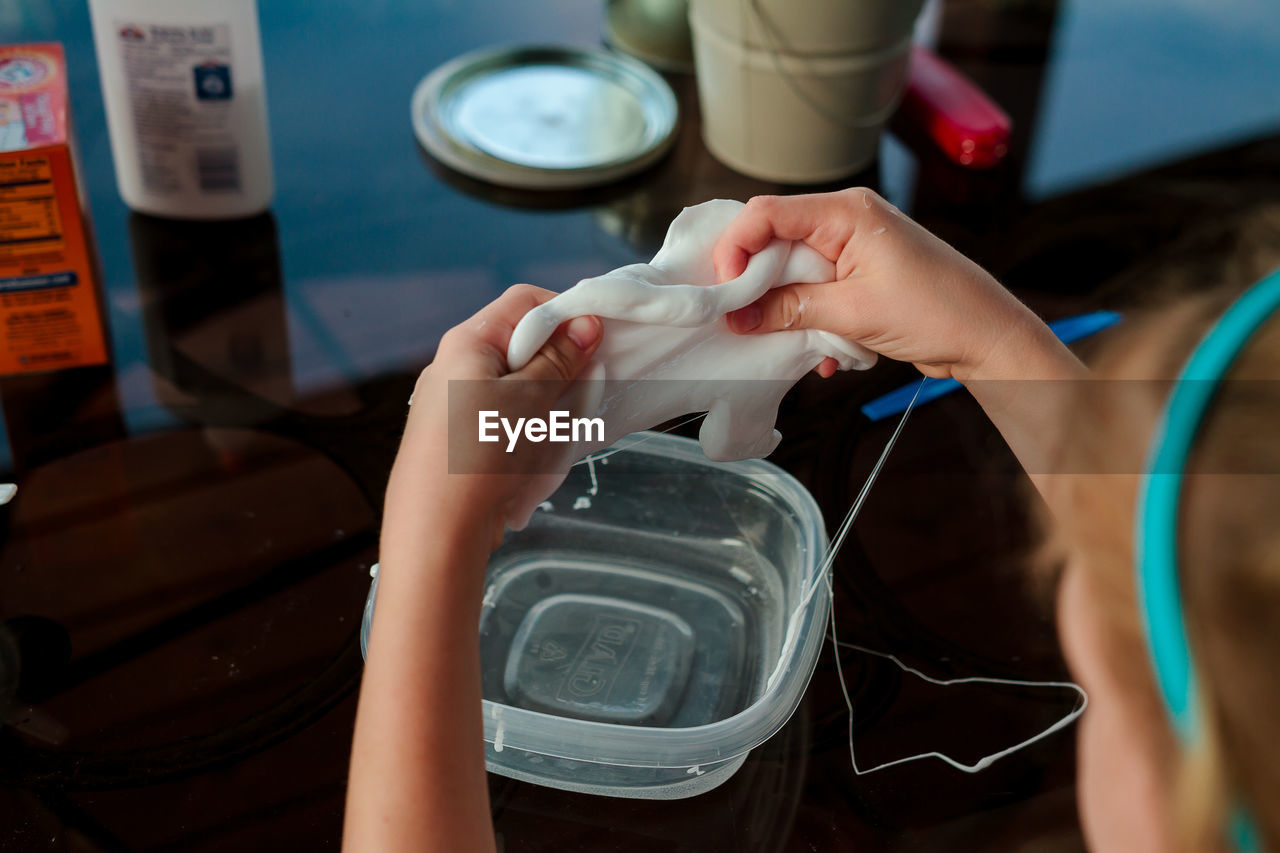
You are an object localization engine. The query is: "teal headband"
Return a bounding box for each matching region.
[1135,266,1280,852]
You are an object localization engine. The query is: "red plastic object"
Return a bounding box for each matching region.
[898,45,1012,169]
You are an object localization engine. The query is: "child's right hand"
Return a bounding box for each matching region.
[713,188,1060,383]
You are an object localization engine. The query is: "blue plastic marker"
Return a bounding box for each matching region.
[859,310,1122,422]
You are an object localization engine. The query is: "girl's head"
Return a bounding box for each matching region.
[1046,279,1280,851]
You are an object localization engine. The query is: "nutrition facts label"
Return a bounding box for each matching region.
[0,43,108,375]
[0,155,64,262]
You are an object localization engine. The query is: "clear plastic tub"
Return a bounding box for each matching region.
[361,431,830,798]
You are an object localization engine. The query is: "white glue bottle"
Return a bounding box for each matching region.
[89,0,273,219]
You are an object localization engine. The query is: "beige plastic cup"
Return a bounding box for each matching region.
[690,11,912,182]
[692,0,924,55]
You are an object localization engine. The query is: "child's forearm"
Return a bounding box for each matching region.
[343,521,496,853]
[955,308,1089,500]
[340,287,603,852]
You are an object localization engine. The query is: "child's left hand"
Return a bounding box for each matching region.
[381,284,602,563]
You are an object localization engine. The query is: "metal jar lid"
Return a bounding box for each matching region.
[412,45,679,190]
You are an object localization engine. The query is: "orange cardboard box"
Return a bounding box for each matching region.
[0,42,108,374]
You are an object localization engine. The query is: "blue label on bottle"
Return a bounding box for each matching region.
[193,63,232,100]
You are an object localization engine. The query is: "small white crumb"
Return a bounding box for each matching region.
[0,483,16,505]
[872,226,886,235]
[538,501,554,512]
[573,496,592,510]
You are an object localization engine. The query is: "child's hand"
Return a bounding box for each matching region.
[713,188,1051,382]
[382,284,602,560]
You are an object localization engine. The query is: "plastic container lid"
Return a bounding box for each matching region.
[411,45,679,190]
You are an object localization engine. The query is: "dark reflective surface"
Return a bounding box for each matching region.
[2,0,1280,849]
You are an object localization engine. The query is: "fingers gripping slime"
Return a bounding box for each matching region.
[504,199,876,526]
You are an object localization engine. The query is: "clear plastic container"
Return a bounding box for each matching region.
[361,431,830,798]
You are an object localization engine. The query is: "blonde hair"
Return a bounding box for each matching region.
[1043,208,1280,851]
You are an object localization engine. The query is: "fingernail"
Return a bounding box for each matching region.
[566,315,600,350]
[714,259,741,284]
[729,305,762,333]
